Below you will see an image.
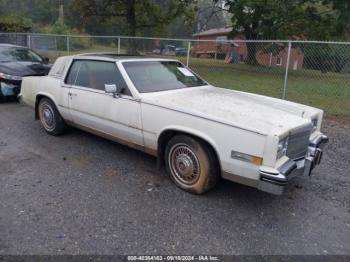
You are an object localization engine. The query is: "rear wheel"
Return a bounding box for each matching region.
[38,98,67,135]
[165,135,219,194]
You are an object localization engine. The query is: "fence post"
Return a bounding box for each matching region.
[186,41,191,67]
[27,34,31,48]
[118,37,121,54]
[282,41,292,99]
[66,35,70,55]
[54,35,58,57]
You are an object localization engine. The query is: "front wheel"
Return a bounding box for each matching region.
[38,98,67,135]
[165,135,219,194]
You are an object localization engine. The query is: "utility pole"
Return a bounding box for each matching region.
[58,0,64,24]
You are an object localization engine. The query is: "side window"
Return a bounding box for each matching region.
[65,60,131,96]
[65,60,81,85]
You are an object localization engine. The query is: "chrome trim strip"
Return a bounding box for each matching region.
[65,84,137,101]
[62,58,137,99]
[260,177,287,186]
[66,120,157,157]
[260,171,289,183]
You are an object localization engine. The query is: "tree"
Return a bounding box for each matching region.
[0,16,32,32]
[222,0,339,65]
[0,0,62,26]
[323,0,350,39]
[71,0,196,53]
[193,0,229,32]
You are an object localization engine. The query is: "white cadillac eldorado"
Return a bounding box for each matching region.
[19,54,328,195]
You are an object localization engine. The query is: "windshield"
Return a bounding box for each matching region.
[123,61,207,93]
[0,47,44,63]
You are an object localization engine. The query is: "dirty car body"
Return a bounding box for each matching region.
[0,44,51,101]
[19,54,328,195]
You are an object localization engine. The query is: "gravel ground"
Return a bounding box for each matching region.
[0,102,349,255]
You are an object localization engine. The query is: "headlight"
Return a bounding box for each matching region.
[311,117,318,131]
[277,136,289,159]
[0,72,22,81]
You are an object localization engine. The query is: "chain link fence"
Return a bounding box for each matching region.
[1,33,349,117]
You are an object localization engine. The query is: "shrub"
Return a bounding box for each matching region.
[0,16,32,32]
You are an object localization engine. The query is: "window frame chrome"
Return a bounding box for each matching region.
[61,57,137,101]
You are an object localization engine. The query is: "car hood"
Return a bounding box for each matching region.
[141,85,321,136]
[0,61,51,77]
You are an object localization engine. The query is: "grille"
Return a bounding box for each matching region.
[286,126,312,160]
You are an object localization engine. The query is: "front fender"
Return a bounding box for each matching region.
[157,125,222,170]
[158,125,220,153]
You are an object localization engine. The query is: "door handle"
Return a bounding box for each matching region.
[68,92,78,97]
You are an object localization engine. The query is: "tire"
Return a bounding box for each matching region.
[165,135,219,194]
[38,98,67,135]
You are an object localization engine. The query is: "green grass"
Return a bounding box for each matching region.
[39,46,350,117]
[187,58,350,117]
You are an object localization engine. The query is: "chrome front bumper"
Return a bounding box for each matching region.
[258,134,329,195]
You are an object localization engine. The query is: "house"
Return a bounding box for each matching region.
[192,27,304,70]
[191,27,238,59]
[255,46,304,70]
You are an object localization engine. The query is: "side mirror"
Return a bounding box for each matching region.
[105,84,123,98]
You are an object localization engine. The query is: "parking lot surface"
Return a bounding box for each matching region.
[0,102,349,255]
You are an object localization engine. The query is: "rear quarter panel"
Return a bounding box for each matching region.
[21,76,43,107]
[21,76,64,109]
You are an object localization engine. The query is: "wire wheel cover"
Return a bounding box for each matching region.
[169,143,201,185]
[39,102,56,131]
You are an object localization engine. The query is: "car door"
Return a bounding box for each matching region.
[65,59,143,147]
